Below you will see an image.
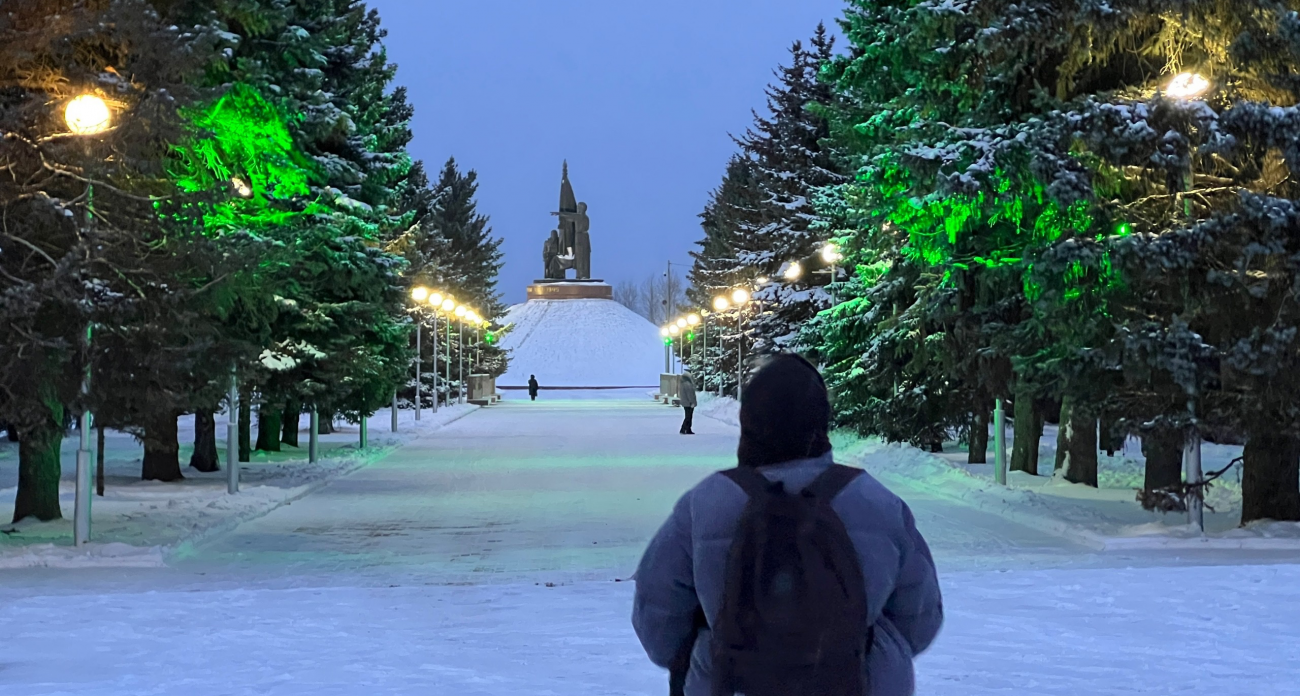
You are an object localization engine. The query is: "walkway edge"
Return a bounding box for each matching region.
[165,406,482,564]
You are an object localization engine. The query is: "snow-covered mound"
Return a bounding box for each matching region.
[498,299,663,388]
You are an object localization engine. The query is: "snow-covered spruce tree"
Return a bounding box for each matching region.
[199,0,413,442]
[734,25,846,357]
[1021,1,1300,520]
[688,155,765,394]
[423,157,505,321]
[802,0,1090,461]
[0,0,218,514]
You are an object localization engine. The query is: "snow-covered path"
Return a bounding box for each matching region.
[3,396,1297,694]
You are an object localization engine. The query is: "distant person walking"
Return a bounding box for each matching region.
[678,372,697,435]
[633,354,943,696]
[528,375,539,401]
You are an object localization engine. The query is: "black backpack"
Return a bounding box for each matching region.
[706,464,871,696]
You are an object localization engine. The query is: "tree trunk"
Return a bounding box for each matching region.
[1058,397,1099,487]
[1009,390,1043,475]
[1141,427,1183,493]
[12,401,65,523]
[1242,431,1300,524]
[318,410,335,435]
[1054,397,1072,472]
[141,412,184,482]
[4,423,17,442]
[96,425,105,496]
[281,401,301,448]
[255,404,282,452]
[238,391,252,463]
[189,410,219,472]
[968,402,989,464]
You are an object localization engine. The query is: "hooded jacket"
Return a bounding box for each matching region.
[631,451,943,695]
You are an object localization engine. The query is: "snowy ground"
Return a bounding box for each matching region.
[496,299,664,388]
[0,404,476,568]
[3,394,1298,694]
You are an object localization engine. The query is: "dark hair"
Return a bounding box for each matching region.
[736,353,832,468]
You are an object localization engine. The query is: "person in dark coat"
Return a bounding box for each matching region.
[528,375,539,401]
[632,354,944,696]
[678,372,697,435]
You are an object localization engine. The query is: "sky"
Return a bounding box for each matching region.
[366,0,849,308]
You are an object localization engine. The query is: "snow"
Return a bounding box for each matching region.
[4,397,1299,695]
[697,397,1300,550]
[0,405,477,568]
[497,298,665,388]
[3,564,1298,696]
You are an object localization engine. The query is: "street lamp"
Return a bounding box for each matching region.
[65,95,111,135]
[426,292,447,414]
[712,296,730,312]
[1166,72,1210,99]
[661,326,672,374]
[784,261,803,281]
[66,94,112,546]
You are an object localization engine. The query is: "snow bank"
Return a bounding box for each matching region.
[497,299,664,388]
[698,396,1297,550]
[0,405,478,569]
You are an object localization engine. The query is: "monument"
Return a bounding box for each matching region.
[501,162,662,389]
[529,162,610,300]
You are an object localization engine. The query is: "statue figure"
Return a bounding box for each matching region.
[542,161,592,280]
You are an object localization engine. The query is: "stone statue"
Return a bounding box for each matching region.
[542,161,592,280]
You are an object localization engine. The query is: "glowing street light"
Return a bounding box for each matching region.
[441,298,455,312]
[676,317,687,329]
[1166,72,1210,100]
[687,314,700,326]
[713,296,730,312]
[661,327,671,337]
[428,292,444,307]
[821,242,842,265]
[411,286,430,302]
[670,324,680,335]
[65,95,111,135]
[784,261,803,281]
[732,288,750,305]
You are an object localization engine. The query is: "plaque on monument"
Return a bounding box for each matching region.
[529,161,611,300]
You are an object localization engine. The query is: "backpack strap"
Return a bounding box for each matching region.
[803,463,863,503]
[719,466,777,498]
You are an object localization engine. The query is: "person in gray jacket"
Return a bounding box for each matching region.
[632,354,943,695]
[678,372,698,435]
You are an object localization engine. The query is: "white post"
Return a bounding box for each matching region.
[227,373,239,494]
[664,342,670,374]
[1185,433,1204,532]
[702,316,708,392]
[74,411,92,546]
[309,409,319,463]
[74,323,93,546]
[360,415,368,449]
[431,315,439,414]
[458,318,465,404]
[414,322,422,421]
[994,399,1007,486]
[446,318,452,407]
[736,311,744,401]
[391,391,399,432]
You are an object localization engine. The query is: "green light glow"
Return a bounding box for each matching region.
[170,83,315,231]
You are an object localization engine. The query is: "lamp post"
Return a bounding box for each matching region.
[713,296,731,395]
[669,324,681,373]
[731,289,750,400]
[410,287,428,421]
[455,304,468,404]
[687,314,700,372]
[1167,72,1209,532]
[66,94,111,546]
[427,292,444,414]
[441,298,454,405]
